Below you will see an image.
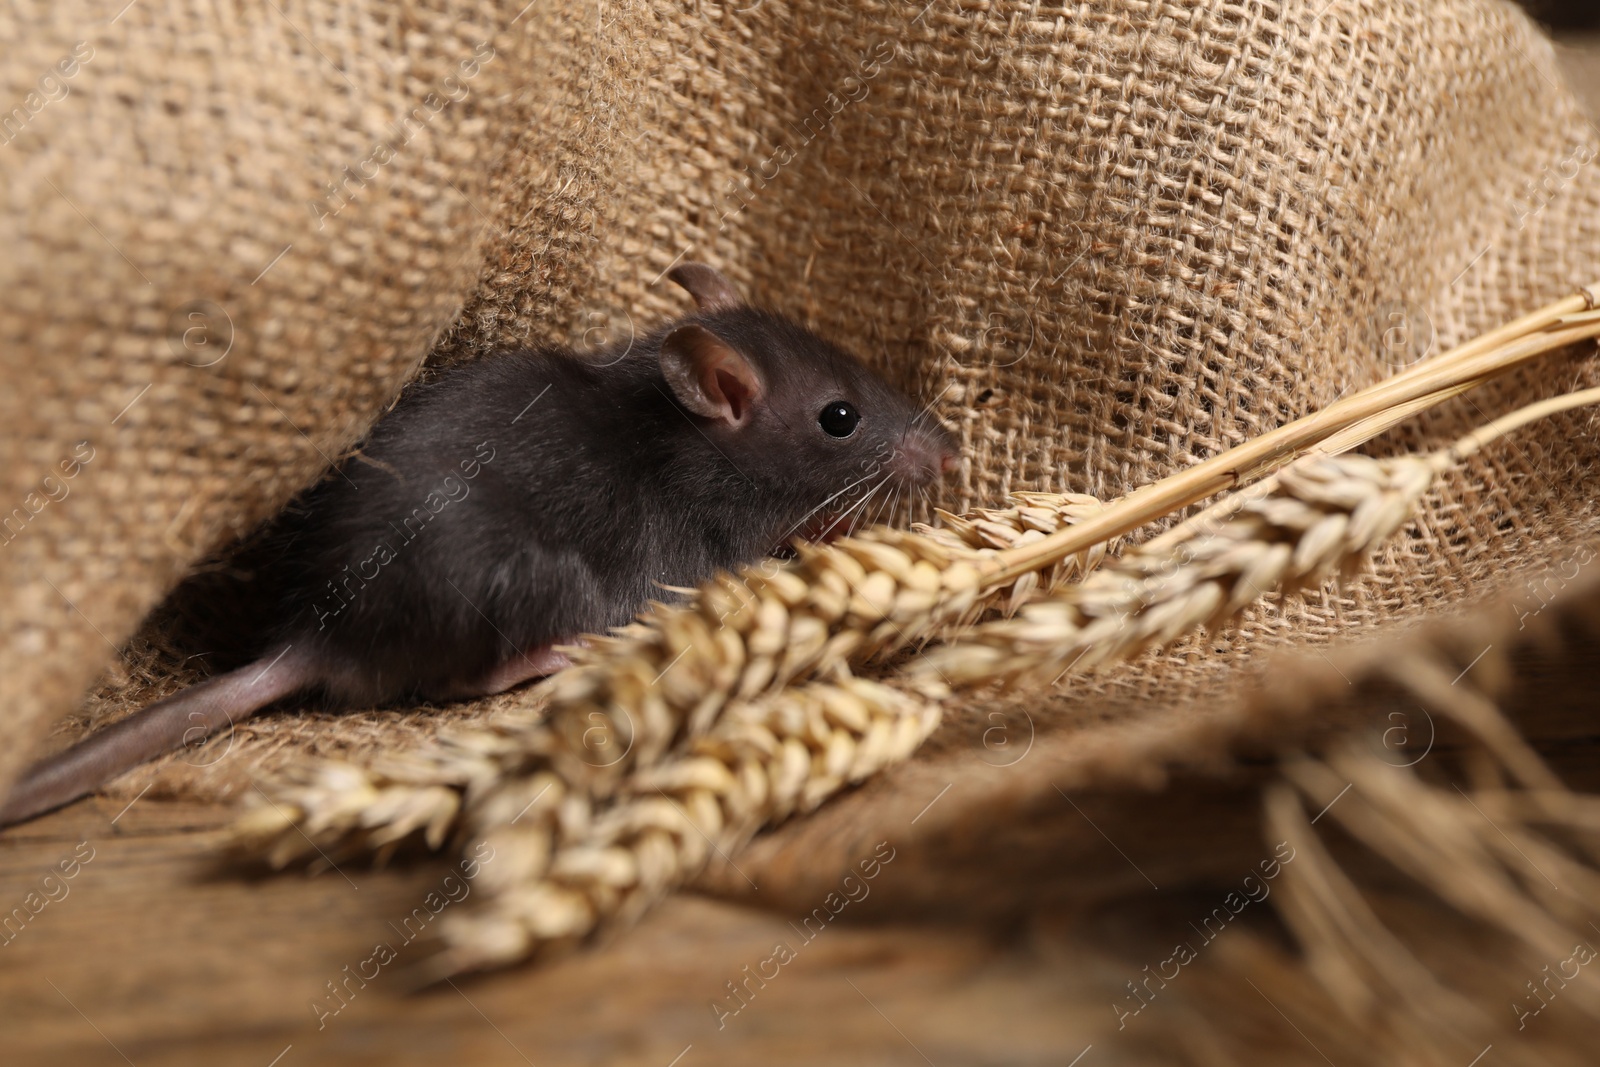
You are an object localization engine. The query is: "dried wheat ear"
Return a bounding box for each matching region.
[231,490,1113,867]
[232,287,1600,976]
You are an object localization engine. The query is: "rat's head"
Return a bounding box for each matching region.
[658,263,959,544]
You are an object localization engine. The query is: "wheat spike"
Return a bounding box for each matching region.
[231,492,1112,864]
[912,452,1440,693]
[915,491,1114,620]
[914,379,1600,695]
[429,676,940,973]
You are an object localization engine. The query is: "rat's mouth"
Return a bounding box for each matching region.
[800,510,854,543]
[770,510,855,556]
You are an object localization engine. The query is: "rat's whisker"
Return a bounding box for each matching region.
[844,477,891,532]
[912,381,953,424]
[825,475,889,538]
[881,482,904,529]
[901,381,954,440]
[781,467,890,543]
[864,481,895,532]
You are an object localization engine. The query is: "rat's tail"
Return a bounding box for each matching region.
[0,645,312,828]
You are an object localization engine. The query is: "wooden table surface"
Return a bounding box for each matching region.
[0,798,1117,1066]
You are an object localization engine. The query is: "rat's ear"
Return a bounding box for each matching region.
[660,324,764,427]
[667,262,743,313]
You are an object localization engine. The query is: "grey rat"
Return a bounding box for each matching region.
[1,263,957,827]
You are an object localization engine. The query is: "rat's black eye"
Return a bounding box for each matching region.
[818,400,860,438]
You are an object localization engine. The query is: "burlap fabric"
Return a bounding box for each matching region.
[5,0,1600,1057]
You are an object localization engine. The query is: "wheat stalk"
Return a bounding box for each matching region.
[405,383,1600,973]
[1254,635,1600,1059]
[232,283,1600,971]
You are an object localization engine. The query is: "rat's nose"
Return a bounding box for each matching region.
[892,432,960,483]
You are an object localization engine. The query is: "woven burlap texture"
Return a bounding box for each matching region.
[5,0,1600,1016]
[0,0,546,788]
